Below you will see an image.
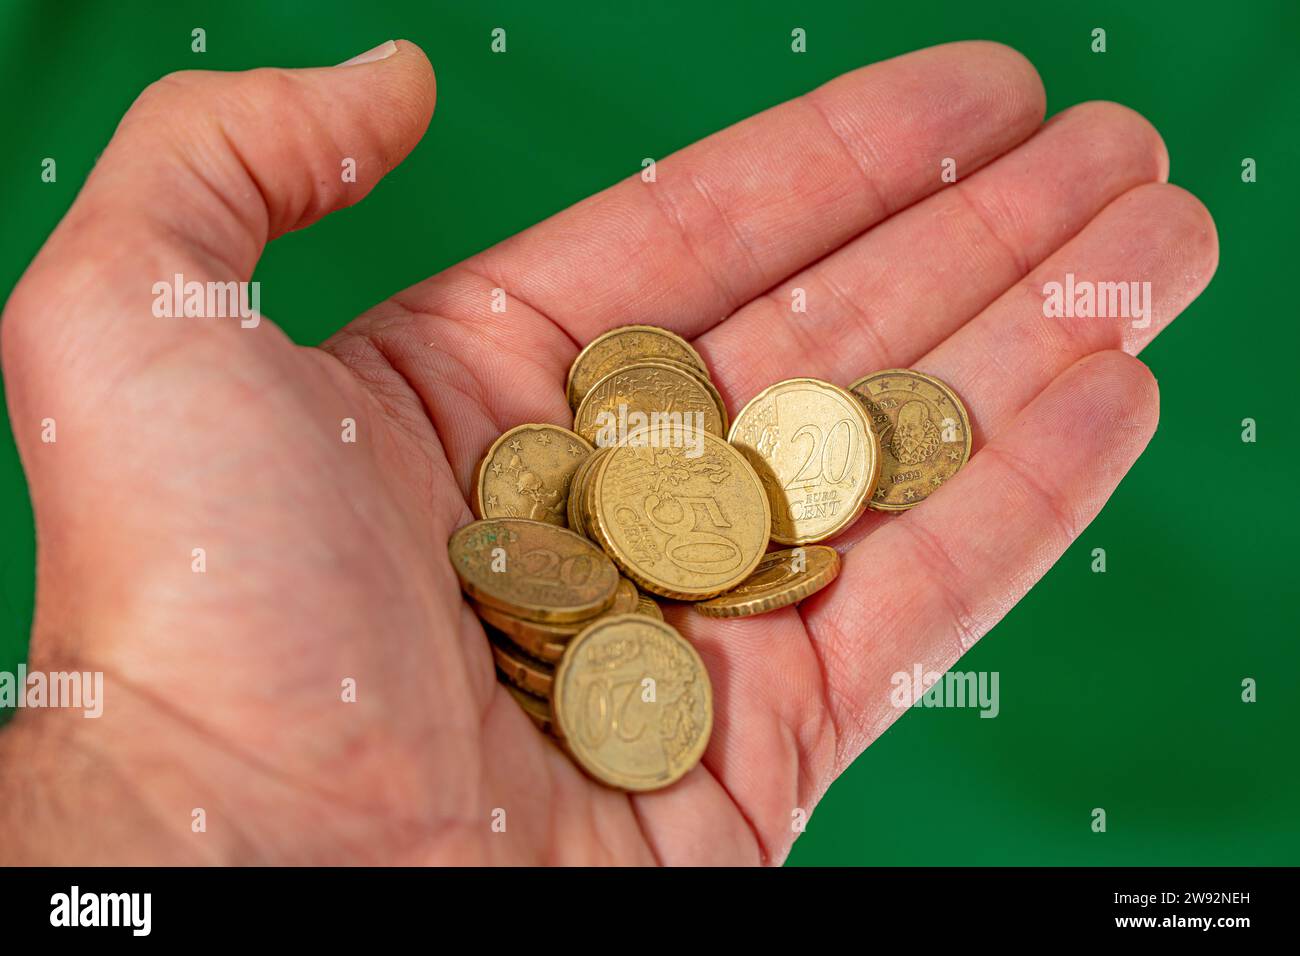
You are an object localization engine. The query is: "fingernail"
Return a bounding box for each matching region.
[337,40,398,67]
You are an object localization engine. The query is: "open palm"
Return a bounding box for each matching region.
[0,40,1216,864]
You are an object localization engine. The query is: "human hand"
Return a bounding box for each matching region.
[0,39,1216,864]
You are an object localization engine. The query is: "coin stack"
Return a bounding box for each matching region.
[448,325,971,792]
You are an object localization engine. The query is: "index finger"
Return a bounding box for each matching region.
[432,41,1045,346]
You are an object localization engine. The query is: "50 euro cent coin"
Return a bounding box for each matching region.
[566,325,709,412]
[585,430,770,600]
[573,360,727,447]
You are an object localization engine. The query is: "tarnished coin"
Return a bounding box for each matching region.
[610,576,640,615]
[553,615,712,791]
[634,592,664,620]
[567,447,611,539]
[587,431,770,600]
[566,325,709,412]
[573,361,727,447]
[694,545,841,618]
[848,369,971,511]
[653,357,729,430]
[448,518,619,623]
[473,573,639,661]
[490,632,555,696]
[502,681,559,736]
[728,378,879,544]
[477,609,570,662]
[566,448,600,535]
[474,424,593,526]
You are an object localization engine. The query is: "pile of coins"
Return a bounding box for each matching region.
[448,325,971,791]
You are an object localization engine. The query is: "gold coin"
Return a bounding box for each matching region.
[694,545,841,618]
[474,424,593,526]
[552,614,712,791]
[448,518,619,623]
[728,378,879,545]
[473,572,639,660]
[478,611,570,662]
[849,369,971,511]
[649,357,729,428]
[565,449,600,535]
[501,681,559,736]
[490,632,555,696]
[574,447,613,538]
[587,430,770,599]
[634,592,664,620]
[609,576,640,614]
[580,449,613,538]
[566,325,709,412]
[572,361,727,447]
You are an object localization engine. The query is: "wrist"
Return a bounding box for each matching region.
[0,703,209,864]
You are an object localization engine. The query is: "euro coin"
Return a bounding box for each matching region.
[651,357,729,428]
[848,369,971,511]
[566,448,602,535]
[609,576,640,615]
[568,447,612,539]
[587,430,769,599]
[728,378,879,544]
[634,592,664,620]
[694,545,841,618]
[472,572,639,660]
[477,610,570,662]
[552,614,712,791]
[502,681,559,736]
[572,360,727,447]
[474,424,593,526]
[448,518,619,623]
[490,632,555,696]
[566,325,709,412]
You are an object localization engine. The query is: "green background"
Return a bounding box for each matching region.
[1,0,1296,865]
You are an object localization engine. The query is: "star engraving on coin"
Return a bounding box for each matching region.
[850,369,971,512]
[475,424,594,526]
[566,325,709,412]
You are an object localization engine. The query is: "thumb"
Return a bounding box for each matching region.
[2,38,435,379]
